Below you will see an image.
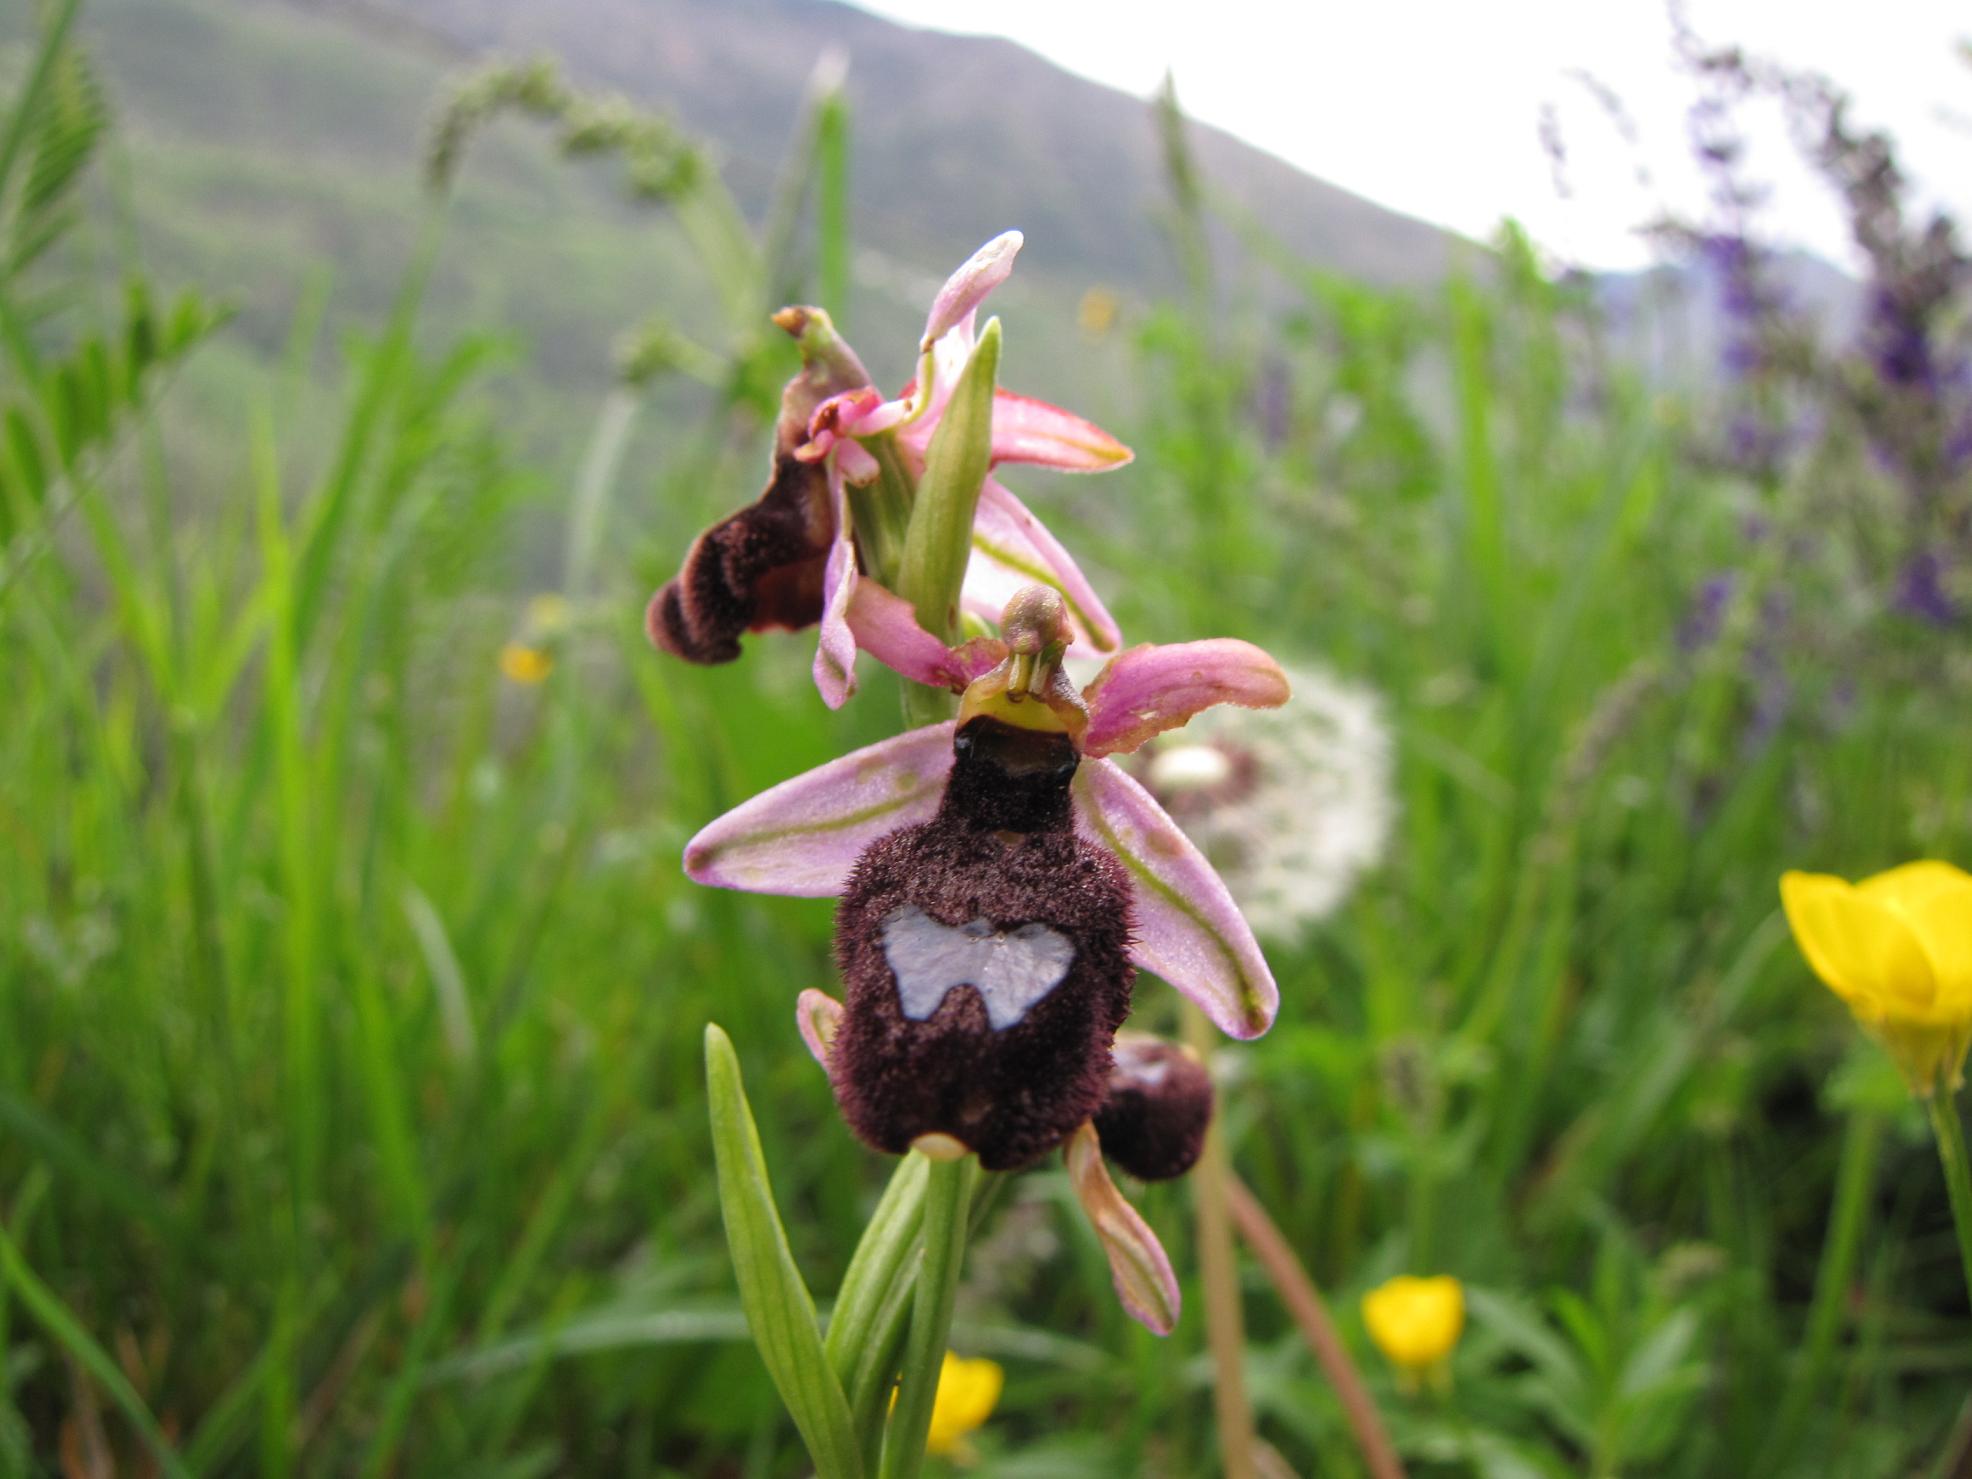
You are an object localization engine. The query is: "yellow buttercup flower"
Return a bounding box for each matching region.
[1780,862,1972,1097]
[921,1351,1003,1460]
[499,594,576,685]
[1361,1275,1464,1393]
[499,641,553,684]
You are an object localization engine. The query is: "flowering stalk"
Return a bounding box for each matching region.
[1925,1094,1972,1310]
[880,1156,977,1479]
[1761,1108,1882,1477]
[824,1154,930,1460]
[1184,1003,1259,1479]
[867,312,1001,1472]
[1225,1174,1406,1479]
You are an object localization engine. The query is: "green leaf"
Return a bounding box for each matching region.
[704,1023,863,1479]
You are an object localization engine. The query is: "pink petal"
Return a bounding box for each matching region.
[989,391,1133,471]
[922,231,1022,352]
[964,477,1123,653]
[812,462,860,708]
[1065,1121,1180,1336]
[800,388,889,469]
[684,724,955,895]
[1073,759,1278,1038]
[1080,641,1290,758]
[844,579,1008,690]
[796,989,844,1070]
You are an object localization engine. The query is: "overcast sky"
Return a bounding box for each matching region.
[843,0,1970,271]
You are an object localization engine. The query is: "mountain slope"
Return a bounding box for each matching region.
[337,0,1461,296]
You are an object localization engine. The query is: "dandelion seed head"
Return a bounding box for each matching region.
[1133,663,1393,941]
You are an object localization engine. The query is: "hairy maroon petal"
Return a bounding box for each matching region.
[647,455,834,666]
[828,715,1133,1172]
[830,820,1134,1171]
[1092,1037,1214,1182]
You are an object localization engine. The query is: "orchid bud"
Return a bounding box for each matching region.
[1092,1036,1215,1182]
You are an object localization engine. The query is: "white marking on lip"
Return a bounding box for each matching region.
[880,904,1076,1031]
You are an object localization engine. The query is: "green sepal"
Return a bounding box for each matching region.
[704,1024,864,1479]
[896,317,1001,646]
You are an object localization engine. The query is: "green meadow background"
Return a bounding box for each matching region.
[3,0,1969,1474]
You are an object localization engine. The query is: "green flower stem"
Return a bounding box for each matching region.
[879,1154,976,1479]
[825,1152,932,1466]
[849,436,917,594]
[827,1153,930,1379]
[848,1250,922,1468]
[1760,1108,1882,1477]
[1185,1003,1259,1479]
[1924,1092,1972,1310]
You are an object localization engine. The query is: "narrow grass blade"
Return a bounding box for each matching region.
[0,1221,190,1479]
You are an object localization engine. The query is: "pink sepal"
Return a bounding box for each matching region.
[1072,759,1279,1038]
[683,723,955,895]
[965,477,1123,653]
[845,580,1008,690]
[796,988,844,1070]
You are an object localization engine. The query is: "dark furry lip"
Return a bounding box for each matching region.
[646,453,832,665]
[826,713,1136,1171]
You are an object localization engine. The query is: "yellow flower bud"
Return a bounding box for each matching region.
[1361,1275,1464,1392]
[1780,861,1972,1097]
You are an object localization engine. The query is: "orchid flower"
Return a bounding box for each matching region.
[647,232,1131,707]
[688,583,1289,1037]
[684,585,1283,1333]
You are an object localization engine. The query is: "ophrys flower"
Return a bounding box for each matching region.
[647,233,1130,706]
